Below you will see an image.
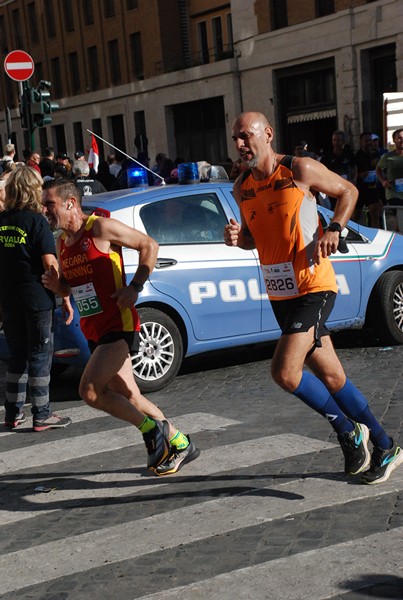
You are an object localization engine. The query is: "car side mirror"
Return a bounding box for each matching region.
[338,227,349,253]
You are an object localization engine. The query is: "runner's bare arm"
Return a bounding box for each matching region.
[292,157,358,261]
[42,237,71,297]
[293,157,358,227]
[224,177,256,250]
[93,217,159,309]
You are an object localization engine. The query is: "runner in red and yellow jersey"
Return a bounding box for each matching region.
[42,179,199,476]
[224,111,402,485]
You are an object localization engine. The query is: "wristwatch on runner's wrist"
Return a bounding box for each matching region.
[328,222,342,234]
[129,280,144,293]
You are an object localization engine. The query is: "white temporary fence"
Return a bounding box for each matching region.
[381,205,403,233]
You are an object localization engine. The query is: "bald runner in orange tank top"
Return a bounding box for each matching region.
[239,155,337,301]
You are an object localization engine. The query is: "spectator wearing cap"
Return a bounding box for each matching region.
[56,152,73,179]
[73,160,107,195]
[372,134,387,157]
[39,147,55,178]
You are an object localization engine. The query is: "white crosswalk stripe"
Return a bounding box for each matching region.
[0,412,239,473]
[1,469,402,594]
[135,527,403,600]
[0,432,336,526]
[0,405,402,599]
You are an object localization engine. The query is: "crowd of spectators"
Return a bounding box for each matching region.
[1,129,403,229]
[291,129,403,228]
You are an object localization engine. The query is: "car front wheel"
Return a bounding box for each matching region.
[370,271,403,345]
[132,307,183,393]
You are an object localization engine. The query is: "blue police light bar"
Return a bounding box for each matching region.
[127,167,148,188]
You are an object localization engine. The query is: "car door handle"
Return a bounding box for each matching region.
[155,258,178,269]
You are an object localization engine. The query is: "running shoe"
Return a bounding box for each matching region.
[143,419,170,469]
[4,412,26,429]
[337,421,371,476]
[361,440,403,485]
[33,414,72,432]
[154,436,200,476]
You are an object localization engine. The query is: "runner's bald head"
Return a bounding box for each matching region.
[232,111,272,133]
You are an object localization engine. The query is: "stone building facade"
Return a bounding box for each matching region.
[0,0,401,163]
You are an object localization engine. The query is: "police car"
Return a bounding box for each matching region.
[1,177,403,392]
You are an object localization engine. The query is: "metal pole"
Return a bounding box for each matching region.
[86,129,165,184]
[5,108,12,144]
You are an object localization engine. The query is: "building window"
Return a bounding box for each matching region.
[51,57,63,98]
[27,3,39,44]
[104,0,115,18]
[134,110,147,154]
[87,46,100,90]
[0,16,8,53]
[281,68,335,110]
[198,21,209,64]
[271,0,288,30]
[212,17,223,60]
[108,39,121,85]
[129,32,144,79]
[173,97,227,164]
[5,77,15,108]
[63,2,75,32]
[34,62,43,87]
[12,10,23,47]
[54,124,67,156]
[73,122,84,154]
[83,1,94,26]
[127,0,138,9]
[68,52,80,95]
[315,0,335,17]
[45,2,56,37]
[39,128,48,155]
[227,13,233,49]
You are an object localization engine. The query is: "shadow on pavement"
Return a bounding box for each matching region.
[338,574,403,598]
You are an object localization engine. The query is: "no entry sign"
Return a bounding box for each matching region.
[4,50,35,82]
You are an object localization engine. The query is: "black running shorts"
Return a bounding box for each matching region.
[88,331,140,356]
[271,291,336,345]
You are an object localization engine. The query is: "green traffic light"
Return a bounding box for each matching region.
[19,81,60,130]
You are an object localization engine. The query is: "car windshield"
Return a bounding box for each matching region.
[140,193,228,244]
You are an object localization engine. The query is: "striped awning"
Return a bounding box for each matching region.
[287,108,337,124]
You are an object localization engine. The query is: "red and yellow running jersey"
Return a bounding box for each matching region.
[240,156,337,300]
[60,214,140,342]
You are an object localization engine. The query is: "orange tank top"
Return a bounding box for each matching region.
[60,214,140,342]
[239,156,337,300]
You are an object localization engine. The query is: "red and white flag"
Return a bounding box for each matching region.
[88,134,99,173]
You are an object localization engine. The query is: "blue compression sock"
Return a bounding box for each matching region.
[293,371,352,434]
[332,379,391,449]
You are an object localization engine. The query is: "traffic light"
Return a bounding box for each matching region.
[19,85,33,130]
[29,87,43,127]
[38,85,59,126]
[18,81,59,130]
[30,81,59,128]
